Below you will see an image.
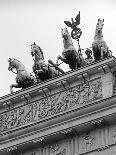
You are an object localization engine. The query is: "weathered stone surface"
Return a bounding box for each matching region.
[0,78,102,133]
[9,124,116,155]
[1,57,116,155]
[101,72,115,98]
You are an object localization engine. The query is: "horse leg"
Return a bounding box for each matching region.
[10,83,20,93]
[92,44,101,61]
[101,46,108,59]
[56,55,66,65]
[101,47,103,59]
[56,55,60,64]
[108,50,112,57]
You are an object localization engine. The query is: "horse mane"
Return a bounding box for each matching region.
[66,28,70,35]
[13,58,21,63]
[11,58,25,68]
[62,27,74,49]
[13,58,23,64]
[37,46,44,59]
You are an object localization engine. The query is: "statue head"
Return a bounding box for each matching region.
[31,42,44,60]
[61,27,69,40]
[8,58,15,71]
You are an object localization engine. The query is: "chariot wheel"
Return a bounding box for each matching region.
[71,28,82,40]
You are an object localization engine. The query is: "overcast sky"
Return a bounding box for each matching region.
[0,0,116,97]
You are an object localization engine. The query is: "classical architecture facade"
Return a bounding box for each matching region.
[0,56,116,155]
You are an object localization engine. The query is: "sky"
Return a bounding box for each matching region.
[0,0,116,97]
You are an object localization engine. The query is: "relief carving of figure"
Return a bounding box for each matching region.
[8,58,37,93]
[79,133,96,153]
[92,19,112,61]
[64,11,82,40]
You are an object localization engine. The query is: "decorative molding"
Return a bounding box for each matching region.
[91,118,105,128]
[2,123,116,154]
[0,57,115,107]
[97,145,109,152]
[21,93,32,103]
[0,58,116,154]
[60,128,73,135]
[0,78,102,133]
[50,144,59,152]
[3,100,13,110]
[32,137,44,143]
[7,146,17,152]
[30,152,36,155]
[55,149,66,155]
[79,131,97,154]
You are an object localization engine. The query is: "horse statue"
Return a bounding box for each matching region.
[8,58,36,93]
[56,27,86,70]
[31,42,59,82]
[92,19,112,61]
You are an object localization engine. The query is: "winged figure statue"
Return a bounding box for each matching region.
[64,11,82,40]
[64,11,80,29]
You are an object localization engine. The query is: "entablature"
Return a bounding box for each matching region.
[0,57,116,154]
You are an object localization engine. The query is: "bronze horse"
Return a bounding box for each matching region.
[92,19,112,61]
[56,28,86,70]
[8,58,36,93]
[31,43,59,82]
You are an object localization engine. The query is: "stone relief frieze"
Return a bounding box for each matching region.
[79,132,97,154]
[78,126,116,154]
[50,141,66,155]
[50,144,60,153]
[0,78,102,132]
[55,149,66,155]
[109,126,116,145]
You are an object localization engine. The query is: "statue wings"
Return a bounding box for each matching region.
[64,11,80,28]
[64,21,72,28]
[75,11,80,25]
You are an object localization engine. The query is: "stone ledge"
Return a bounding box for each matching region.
[1,95,116,152]
[0,57,116,154]
[0,57,116,109]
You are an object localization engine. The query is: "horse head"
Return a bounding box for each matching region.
[61,27,70,40]
[8,58,25,73]
[96,18,104,35]
[8,58,17,71]
[8,57,36,93]
[31,42,44,60]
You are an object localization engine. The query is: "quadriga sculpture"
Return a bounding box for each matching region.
[56,27,86,70]
[8,58,36,93]
[31,42,59,82]
[92,19,112,61]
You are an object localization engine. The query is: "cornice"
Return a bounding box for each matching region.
[0,57,116,154]
[0,57,116,109]
[1,94,116,152]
